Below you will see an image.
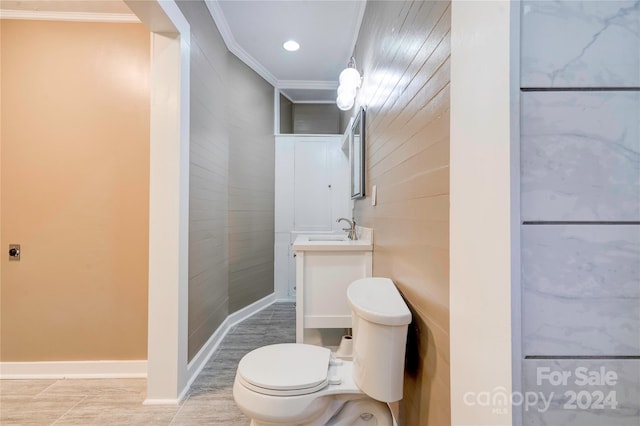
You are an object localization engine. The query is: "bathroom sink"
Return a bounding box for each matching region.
[307,235,348,242]
[293,228,372,252]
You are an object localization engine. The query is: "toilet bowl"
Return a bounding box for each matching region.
[232,277,411,425]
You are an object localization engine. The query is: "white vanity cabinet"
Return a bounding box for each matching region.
[293,229,373,344]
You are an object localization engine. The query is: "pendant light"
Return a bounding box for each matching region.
[336,57,361,111]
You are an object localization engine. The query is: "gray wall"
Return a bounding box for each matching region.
[518,1,639,424]
[279,94,292,133]
[350,2,452,425]
[177,0,275,361]
[227,54,275,313]
[278,101,340,135]
[292,104,340,134]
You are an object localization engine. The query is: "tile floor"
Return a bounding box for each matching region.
[0,302,295,425]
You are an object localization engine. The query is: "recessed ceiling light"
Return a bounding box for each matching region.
[283,40,300,52]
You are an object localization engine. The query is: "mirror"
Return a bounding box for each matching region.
[350,107,366,199]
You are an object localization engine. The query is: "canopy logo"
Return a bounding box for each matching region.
[463,387,552,413]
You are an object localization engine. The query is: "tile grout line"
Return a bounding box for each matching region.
[34,379,62,398]
[168,393,191,426]
[50,394,88,425]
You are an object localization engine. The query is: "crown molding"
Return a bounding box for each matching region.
[204,0,278,87]
[277,80,338,90]
[278,90,294,103]
[292,100,337,104]
[0,9,140,23]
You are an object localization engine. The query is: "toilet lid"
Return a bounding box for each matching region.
[237,343,331,395]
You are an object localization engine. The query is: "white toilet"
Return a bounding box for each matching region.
[232,277,412,426]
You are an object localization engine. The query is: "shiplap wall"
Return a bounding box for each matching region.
[177,0,274,361]
[349,1,451,425]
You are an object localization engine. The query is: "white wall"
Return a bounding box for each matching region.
[450,1,514,424]
[125,0,191,403]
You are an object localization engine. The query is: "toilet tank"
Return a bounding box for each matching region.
[347,277,412,403]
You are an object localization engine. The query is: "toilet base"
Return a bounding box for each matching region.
[248,397,393,426]
[325,398,393,426]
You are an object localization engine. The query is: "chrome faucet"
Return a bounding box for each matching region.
[337,217,357,240]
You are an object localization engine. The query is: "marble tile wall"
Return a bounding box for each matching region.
[522,225,640,356]
[521,91,640,222]
[521,0,640,88]
[519,1,640,424]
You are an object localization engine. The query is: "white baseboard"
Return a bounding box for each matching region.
[226,293,277,330]
[0,360,147,379]
[146,293,276,405]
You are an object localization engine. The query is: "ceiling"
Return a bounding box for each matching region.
[1,0,366,103]
[210,0,366,103]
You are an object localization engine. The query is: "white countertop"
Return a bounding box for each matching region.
[293,227,373,252]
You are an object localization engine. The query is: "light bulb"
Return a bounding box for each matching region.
[337,85,356,100]
[339,67,361,89]
[336,94,354,111]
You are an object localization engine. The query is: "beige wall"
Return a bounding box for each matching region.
[176,0,275,361]
[0,20,150,361]
[350,1,451,425]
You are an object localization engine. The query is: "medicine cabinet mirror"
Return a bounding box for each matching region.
[350,107,366,199]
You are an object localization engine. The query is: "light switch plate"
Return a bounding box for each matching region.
[371,185,377,206]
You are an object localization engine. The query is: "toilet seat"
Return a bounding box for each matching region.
[237,343,331,397]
